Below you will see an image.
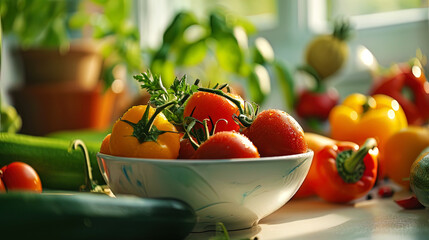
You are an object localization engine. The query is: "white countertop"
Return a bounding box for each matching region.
[187,196,429,240]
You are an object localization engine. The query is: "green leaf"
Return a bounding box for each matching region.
[253,37,275,65]
[215,36,243,73]
[248,64,270,104]
[68,12,90,29]
[90,0,109,5]
[177,39,208,66]
[273,61,296,111]
[209,11,232,38]
[232,15,257,36]
[125,40,143,71]
[163,11,198,46]
[151,60,176,87]
[134,72,198,125]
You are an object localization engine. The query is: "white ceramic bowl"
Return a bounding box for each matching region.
[97,151,313,232]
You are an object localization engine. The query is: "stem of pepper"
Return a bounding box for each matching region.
[336,138,377,183]
[344,138,377,174]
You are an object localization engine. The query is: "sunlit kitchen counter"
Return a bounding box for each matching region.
[187,196,428,240]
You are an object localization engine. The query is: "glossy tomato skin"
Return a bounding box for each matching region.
[1,162,42,193]
[296,88,339,120]
[183,91,241,133]
[243,109,307,157]
[178,138,196,159]
[0,178,5,192]
[193,131,259,159]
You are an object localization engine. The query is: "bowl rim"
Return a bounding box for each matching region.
[97,150,313,165]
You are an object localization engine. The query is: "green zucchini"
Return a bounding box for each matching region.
[0,133,105,190]
[0,192,196,239]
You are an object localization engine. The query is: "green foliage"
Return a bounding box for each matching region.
[0,0,70,49]
[149,9,295,108]
[134,72,199,125]
[0,0,142,89]
[69,0,143,89]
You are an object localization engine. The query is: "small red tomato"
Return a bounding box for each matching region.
[183,91,242,133]
[377,186,394,198]
[1,162,42,193]
[243,109,307,157]
[0,178,5,192]
[178,137,196,159]
[296,87,339,121]
[193,131,259,159]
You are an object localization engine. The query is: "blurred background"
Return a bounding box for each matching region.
[1,0,428,136]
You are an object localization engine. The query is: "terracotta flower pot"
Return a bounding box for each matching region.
[17,41,103,90]
[10,83,117,136]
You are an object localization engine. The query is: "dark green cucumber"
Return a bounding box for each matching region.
[0,192,196,239]
[0,133,105,190]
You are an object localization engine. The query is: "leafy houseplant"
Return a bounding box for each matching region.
[69,0,143,90]
[0,0,142,135]
[148,10,295,109]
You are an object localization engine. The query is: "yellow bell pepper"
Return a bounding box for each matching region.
[329,93,408,179]
[329,93,407,150]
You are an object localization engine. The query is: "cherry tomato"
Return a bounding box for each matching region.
[243,109,308,157]
[0,178,5,192]
[183,91,242,133]
[178,137,196,159]
[193,131,259,159]
[1,162,42,193]
[296,87,339,121]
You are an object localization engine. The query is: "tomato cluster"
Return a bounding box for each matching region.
[0,162,42,193]
[102,85,308,160]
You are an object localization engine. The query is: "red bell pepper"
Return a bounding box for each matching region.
[370,62,429,125]
[311,138,379,203]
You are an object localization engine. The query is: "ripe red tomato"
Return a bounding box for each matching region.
[296,87,339,121]
[183,91,242,133]
[243,109,308,157]
[1,162,42,193]
[0,178,5,192]
[193,131,259,159]
[178,137,196,159]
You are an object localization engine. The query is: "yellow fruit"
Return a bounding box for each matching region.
[382,127,429,189]
[304,18,352,79]
[305,35,348,79]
